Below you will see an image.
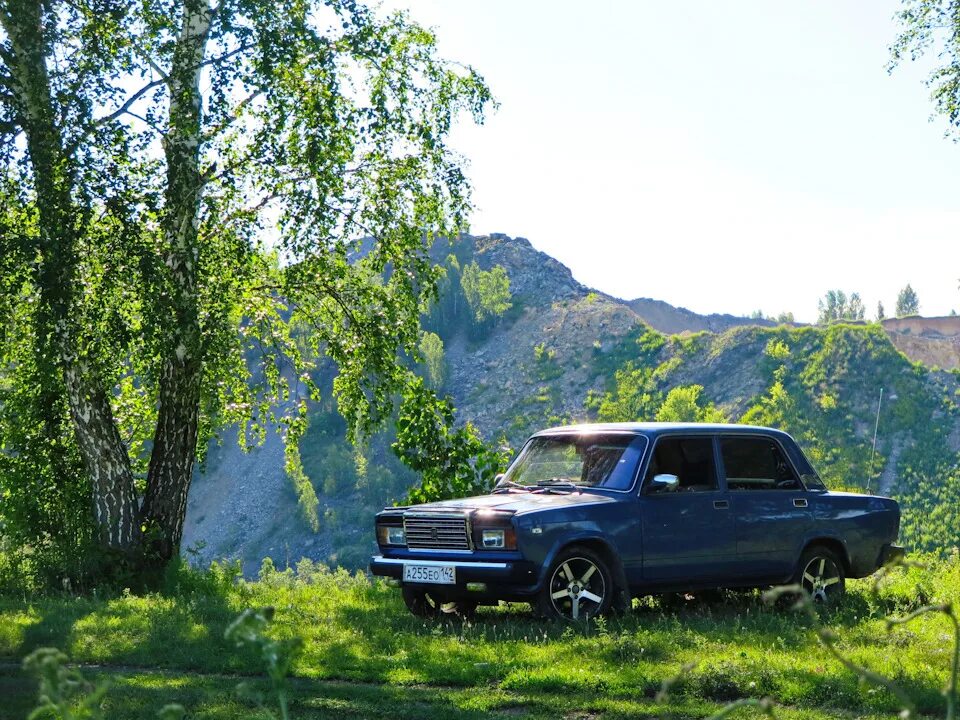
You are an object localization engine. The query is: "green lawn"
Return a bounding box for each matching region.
[1,557,958,719]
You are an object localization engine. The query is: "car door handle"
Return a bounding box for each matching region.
[713,500,729,510]
[793,498,808,508]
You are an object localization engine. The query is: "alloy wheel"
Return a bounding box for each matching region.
[548,556,606,620]
[801,555,842,603]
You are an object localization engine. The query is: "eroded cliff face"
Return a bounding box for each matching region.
[883,316,960,370]
[883,316,960,336]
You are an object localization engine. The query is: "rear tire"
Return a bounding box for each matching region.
[402,587,477,619]
[792,545,846,604]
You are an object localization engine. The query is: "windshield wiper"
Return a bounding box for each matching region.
[534,478,581,494]
[492,479,533,494]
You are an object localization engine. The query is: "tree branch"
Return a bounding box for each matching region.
[196,182,301,241]
[201,41,255,69]
[202,87,262,141]
[128,36,170,83]
[61,76,167,156]
[116,108,165,135]
[91,76,166,129]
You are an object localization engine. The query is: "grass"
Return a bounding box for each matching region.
[1,556,959,719]
[6,669,889,720]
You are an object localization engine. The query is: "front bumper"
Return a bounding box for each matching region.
[369,554,540,599]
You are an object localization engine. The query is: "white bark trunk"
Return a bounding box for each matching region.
[141,0,212,561]
[2,0,140,551]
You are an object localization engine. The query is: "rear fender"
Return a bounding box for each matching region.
[796,533,851,574]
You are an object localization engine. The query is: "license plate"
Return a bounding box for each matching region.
[403,564,456,585]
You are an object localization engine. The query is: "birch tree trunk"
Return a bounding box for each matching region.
[139,0,212,561]
[1,0,140,551]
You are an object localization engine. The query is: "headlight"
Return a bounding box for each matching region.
[472,512,517,549]
[376,525,406,546]
[481,529,505,549]
[388,527,406,545]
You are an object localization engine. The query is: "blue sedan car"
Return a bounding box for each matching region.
[371,423,903,620]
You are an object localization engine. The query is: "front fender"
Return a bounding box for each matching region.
[535,529,627,591]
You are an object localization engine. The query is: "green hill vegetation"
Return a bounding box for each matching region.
[586,322,960,554]
[265,298,960,571]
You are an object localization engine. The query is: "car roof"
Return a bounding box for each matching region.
[532,422,793,441]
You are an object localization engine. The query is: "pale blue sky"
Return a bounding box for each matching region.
[385,1,960,322]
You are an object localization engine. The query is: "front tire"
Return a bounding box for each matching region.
[537,546,614,621]
[401,587,476,619]
[793,545,846,604]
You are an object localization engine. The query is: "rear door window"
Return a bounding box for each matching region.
[721,437,800,491]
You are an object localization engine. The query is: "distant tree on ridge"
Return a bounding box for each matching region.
[817,290,865,324]
[896,284,920,317]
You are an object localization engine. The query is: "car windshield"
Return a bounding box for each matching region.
[503,433,647,490]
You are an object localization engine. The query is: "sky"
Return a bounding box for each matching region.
[383,0,960,322]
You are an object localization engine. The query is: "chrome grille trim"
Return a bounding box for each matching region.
[372,556,506,568]
[403,514,471,550]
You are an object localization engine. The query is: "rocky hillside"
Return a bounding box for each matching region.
[626,297,777,335]
[429,234,783,439]
[182,234,960,574]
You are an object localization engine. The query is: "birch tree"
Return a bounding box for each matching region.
[892,0,960,139]
[0,0,491,571]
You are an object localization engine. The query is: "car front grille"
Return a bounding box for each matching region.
[403,515,471,550]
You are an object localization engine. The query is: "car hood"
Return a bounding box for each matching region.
[407,490,616,515]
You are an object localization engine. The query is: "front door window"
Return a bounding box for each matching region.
[644,436,718,493]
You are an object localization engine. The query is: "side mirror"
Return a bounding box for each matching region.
[648,473,679,493]
[494,473,505,486]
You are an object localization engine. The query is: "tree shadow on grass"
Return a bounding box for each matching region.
[11,565,257,677]
[0,664,37,720]
[4,666,526,720]
[14,595,100,660]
